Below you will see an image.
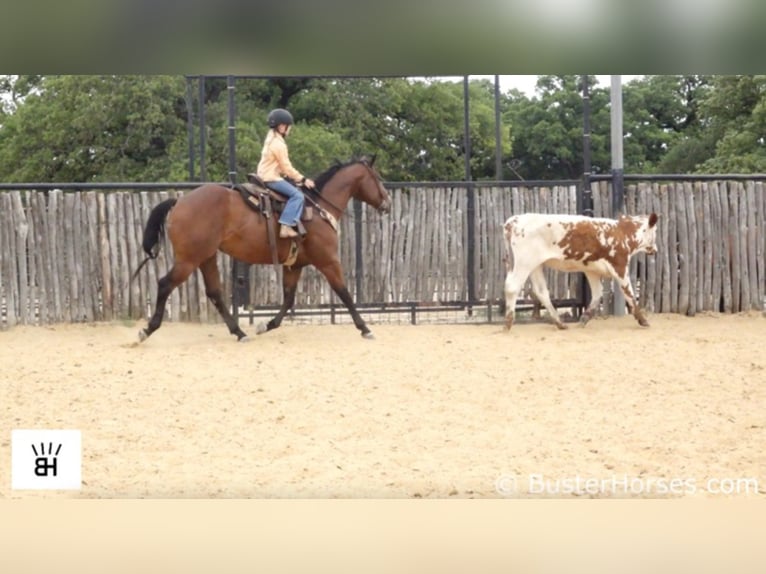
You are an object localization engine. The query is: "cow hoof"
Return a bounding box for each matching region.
[555,322,568,330]
[138,329,148,343]
[638,319,650,327]
[362,332,375,340]
[256,322,269,335]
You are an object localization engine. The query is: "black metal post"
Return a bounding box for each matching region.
[226,76,245,322]
[579,75,593,315]
[464,76,476,306]
[185,76,195,181]
[354,198,364,302]
[581,75,593,217]
[610,75,625,315]
[494,75,503,180]
[198,75,207,182]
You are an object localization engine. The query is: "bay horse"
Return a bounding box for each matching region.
[133,156,391,342]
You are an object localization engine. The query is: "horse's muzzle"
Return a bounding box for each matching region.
[378,199,392,214]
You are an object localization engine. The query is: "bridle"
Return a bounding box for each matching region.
[302,159,386,215]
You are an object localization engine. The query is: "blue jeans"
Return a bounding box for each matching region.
[266,179,305,227]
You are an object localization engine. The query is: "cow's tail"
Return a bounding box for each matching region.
[502,218,515,272]
[131,198,177,282]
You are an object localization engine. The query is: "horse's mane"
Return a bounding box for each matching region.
[313,157,368,193]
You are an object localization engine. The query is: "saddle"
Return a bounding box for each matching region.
[232,173,312,271]
[239,173,313,231]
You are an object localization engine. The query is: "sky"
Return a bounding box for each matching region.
[464,75,643,96]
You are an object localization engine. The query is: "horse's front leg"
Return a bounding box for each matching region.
[317,260,373,339]
[256,266,303,335]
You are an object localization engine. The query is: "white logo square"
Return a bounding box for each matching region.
[11,430,82,490]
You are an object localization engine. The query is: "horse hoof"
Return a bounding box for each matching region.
[238,335,251,343]
[256,322,268,335]
[555,322,569,330]
[362,332,375,340]
[138,329,148,343]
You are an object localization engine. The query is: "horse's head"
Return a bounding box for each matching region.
[356,155,391,214]
[314,156,391,215]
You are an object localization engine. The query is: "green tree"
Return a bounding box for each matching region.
[505,75,611,180]
[0,75,187,182]
[696,75,766,172]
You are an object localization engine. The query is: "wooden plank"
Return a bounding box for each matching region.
[106,192,121,318]
[641,184,662,313]
[29,192,48,324]
[666,184,678,312]
[745,181,758,311]
[710,181,723,312]
[1,194,18,327]
[756,182,766,311]
[23,192,38,323]
[701,183,713,311]
[11,192,30,324]
[62,193,76,322]
[737,181,750,310]
[634,184,647,308]
[653,183,664,312]
[97,193,113,321]
[658,185,671,312]
[719,182,733,312]
[685,182,697,315]
[81,193,97,321]
[122,192,140,318]
[692,182,703,313]
[115,193,132,319]
[675,183,690,315]
[728,182,741,311]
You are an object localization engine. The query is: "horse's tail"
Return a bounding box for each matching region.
[131,198,177,282]
[502,217,515,272]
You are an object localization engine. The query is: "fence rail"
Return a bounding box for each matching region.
[1,179,764,327]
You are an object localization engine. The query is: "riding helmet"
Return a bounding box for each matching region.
[267,108,294,128]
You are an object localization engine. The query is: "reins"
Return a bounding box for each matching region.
[302,185,344,216]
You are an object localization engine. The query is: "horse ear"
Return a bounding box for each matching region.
[369,154,377,167]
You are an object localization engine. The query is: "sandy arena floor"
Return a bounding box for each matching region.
[1,312,765,498]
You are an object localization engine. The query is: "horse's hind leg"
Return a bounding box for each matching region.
[199,255,248,341]
[139,261,196,342]
[256,266,303,335]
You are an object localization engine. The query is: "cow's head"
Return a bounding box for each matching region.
[637,213,659,254]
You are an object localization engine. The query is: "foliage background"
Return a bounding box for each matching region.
[2,75,765,185]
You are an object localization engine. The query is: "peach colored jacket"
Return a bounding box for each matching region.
[256,130,304,183]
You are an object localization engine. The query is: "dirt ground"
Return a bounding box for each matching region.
[2,312,765,499]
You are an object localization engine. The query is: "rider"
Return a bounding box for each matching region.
[256,108,316,238]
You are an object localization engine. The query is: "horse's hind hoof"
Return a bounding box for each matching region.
[238,335,251,343]
[362,332,375,340]
[138,329,149,343]
[256,322,269,335]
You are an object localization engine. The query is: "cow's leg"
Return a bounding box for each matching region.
[503,264,533,330]
[617,276,649,326]
[579,271,604,326]
[528,267,567,330]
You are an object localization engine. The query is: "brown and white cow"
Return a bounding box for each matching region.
[503,212,659,330]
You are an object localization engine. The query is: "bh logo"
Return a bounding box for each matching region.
[11,430,81,490]
[32,442,62,477]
